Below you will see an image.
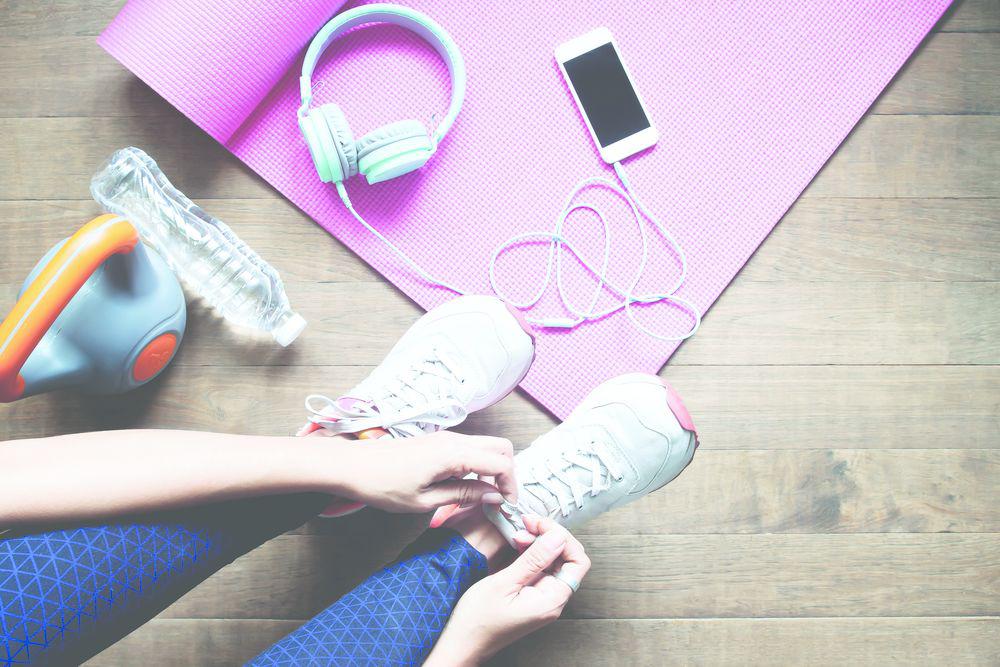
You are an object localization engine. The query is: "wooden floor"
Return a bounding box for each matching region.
[1,1,998,664]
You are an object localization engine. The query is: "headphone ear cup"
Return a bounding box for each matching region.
[298,103,358,183]
[356,119,434,184]
[320,104,358,180]
[299,110,337,183]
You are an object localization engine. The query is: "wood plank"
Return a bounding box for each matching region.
[85,617,1000,667]
[0,116,271,201]
[748,197,1000,282]
[669,280,999,366]
[86,619,299,667]
[293,448,1000,536]
[570,449,1000,536]
[563,534,1000,620]
[3,197,998,285]
[2,115,998,201]
[2,280,993,368]
[938,0,1000,32]
[0,199,381,285]
[806,116,1000,198]
[16,279,990,368]
[870,33,1000,115]
[500,617,1000,667]
[144,533,998,620]
[0,1,121,37]
[5,0,997,40]
[3,33,995,119]
[3,365,997,451]
[0,37,165,119]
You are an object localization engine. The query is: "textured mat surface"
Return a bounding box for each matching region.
[99,0,951,418]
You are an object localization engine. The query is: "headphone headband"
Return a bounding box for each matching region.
[299,4,466,145]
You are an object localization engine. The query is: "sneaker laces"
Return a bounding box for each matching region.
[305,346,469,438]
[518,437,625,518]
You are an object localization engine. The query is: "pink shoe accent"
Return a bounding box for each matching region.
[336,396,365,411]
[659,378,697,435]
[504,301,536,346]
[429,504,458,528]
[298,421,323,436]
[318,500,366,518]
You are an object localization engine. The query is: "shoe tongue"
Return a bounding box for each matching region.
[519,429,616,516]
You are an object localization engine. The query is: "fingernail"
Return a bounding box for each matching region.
[482,492,504,504]
[539,530,566,551]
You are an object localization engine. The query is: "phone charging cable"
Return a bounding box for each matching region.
[337,160,701,342]
[489,160,700,341]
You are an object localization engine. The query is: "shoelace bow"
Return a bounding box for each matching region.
[305,347,469,438]
[521,439,625,517]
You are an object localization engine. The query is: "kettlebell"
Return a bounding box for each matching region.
[0,214,186,402]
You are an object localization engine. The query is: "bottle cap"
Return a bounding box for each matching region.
[272,312,307,347]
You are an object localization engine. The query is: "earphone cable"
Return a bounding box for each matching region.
[337,162,700,342]
[488,160,701,341]
[336,183,468,296]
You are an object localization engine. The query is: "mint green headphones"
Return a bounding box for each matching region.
[298,4,466,186]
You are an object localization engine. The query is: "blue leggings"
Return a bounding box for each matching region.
[0,494,488,666]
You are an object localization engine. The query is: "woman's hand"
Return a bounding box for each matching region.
[425,516,591,666]
[322,430,518,513]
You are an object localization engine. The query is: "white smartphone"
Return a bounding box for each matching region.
[555,27,658,164]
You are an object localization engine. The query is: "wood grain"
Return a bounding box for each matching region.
[499,617,1000,667]
[2,33,996,119]
[3,197,998,284]
[938,0,1000,32]
[869,33,1000,114]
[86,617,1000,667]
[142,533,999,620]
[3,279,994,368]
[1,0,996,39]
[4,365,997,450]
[806,116,1000,198]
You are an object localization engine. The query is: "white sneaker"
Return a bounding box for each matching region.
[485,373,697,544]
[306,295,535,439]
[305,295,534,516]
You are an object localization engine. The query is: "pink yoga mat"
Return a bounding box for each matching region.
[99,0,951,419]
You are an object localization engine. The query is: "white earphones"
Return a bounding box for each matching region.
[340,160,701,342]
[488,161,700,341]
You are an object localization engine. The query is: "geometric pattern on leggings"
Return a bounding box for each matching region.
[0,524,213,667]
[249,535,488,667]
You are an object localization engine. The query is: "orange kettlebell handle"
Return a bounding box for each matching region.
[0,214,139,402]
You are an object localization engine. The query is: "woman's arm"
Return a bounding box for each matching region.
[0,429,516,526]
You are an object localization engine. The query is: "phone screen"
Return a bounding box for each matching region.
[563,42,650,147]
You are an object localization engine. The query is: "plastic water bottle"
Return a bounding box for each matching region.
[91,147,306,346]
